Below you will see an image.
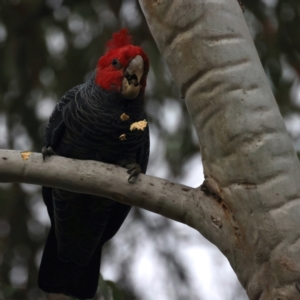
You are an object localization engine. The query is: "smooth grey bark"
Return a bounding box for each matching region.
[1,0,300,299]
[138,0,300,299]
[0,149,230,247]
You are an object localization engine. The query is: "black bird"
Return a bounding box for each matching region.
[38,29,150,299]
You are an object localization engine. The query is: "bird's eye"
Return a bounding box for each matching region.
[112,59,120,68]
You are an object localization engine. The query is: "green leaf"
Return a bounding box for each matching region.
[98,274,123,300]
[0,284,15,299]
[98,273,113,300]
[105,281,123,300]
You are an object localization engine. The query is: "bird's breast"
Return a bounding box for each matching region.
[60,105,147,164]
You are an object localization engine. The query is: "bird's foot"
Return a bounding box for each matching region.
[42,146,56,161]
[125,163,141,183]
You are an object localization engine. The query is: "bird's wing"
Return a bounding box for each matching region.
[40,84,106,298]
[44,85,82,149]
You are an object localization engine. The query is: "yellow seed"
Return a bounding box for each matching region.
[120,113,130,121]
[130,120,148,131]
[21,151,32,161]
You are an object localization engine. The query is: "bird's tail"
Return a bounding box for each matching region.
[38,225,101,300]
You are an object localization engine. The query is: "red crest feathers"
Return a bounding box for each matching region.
[105,29,133,52]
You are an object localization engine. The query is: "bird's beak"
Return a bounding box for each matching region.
[122,55,144,99]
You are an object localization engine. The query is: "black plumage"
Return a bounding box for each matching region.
[38,73,149,299]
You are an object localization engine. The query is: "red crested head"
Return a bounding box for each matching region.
[95,29,149,99]
[105,28,133,52]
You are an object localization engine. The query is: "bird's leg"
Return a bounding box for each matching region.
[125,163,141,183]
[42,121,64,161]
[42,146,56,161]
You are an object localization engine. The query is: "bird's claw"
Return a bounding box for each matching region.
[126,163,141,183]
[42,146,56,161]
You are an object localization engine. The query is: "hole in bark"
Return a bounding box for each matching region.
[235,231,241,238]
[222,204,227,211]
[211,215,222,228]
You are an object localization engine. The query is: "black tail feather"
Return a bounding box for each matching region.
[39,187,101,299]
[38,225,101,300]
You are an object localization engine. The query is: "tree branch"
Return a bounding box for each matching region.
[0,149,235,248]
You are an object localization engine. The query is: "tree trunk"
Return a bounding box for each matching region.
[1,0,300,299]
[138,0,300,299]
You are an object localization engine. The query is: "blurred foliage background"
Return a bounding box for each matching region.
[0,0,299,299]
